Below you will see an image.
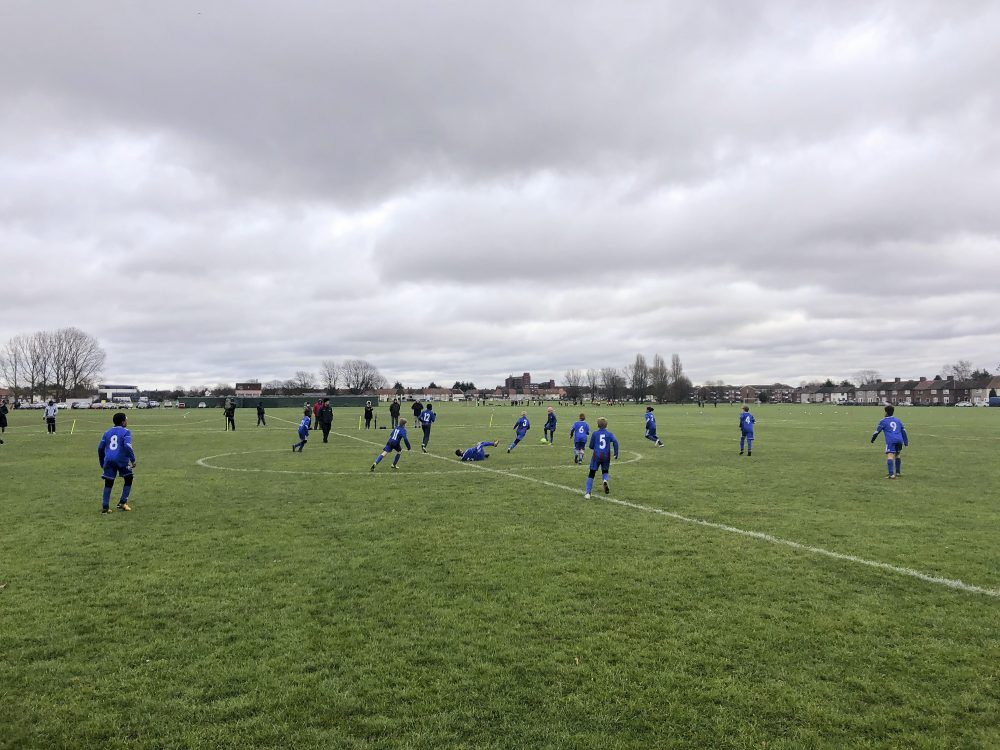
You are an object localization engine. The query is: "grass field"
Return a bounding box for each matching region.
[1,402,997,749]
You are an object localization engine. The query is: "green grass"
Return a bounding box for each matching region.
[1,403,997,749]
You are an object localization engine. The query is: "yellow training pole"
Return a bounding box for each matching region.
[71,420,77,435]
[358,415,363,430]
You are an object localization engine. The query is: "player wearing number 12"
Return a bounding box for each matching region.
[584,417,619,499]
[97,412,136,513]
[871,405,908,479]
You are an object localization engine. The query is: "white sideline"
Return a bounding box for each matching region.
[329,429,1000,599]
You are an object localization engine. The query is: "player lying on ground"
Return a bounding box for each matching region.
[455,440,500,461]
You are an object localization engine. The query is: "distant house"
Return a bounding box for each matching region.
[853,383,876,404]
[235,382,263,399]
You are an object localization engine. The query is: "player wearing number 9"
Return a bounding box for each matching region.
[584,417,619,499]
[97,412,137,513]
[870,404,909,479]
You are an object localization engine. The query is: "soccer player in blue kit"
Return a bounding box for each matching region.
[292,412,311,452]
[871,405,908,478]
[455,440,499,461]
[584,417,619,499]
[97,412,136,513]
[644,406,664,447]
[371,418,412,471]
[569,413,590,464]
[508,411,530,453]
[543,407,557,444]
[418,403,437,452]
[739,405,755,455]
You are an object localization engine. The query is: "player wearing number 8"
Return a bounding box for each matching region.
[97,412,137,513]
[584,417,619,499]
[871,405,909,479]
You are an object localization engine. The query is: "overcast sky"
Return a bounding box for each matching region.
[2,1,998,390]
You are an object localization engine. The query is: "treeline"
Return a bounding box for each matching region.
[196,359,388,397]
[563,353,693,403]
[0,328,106,401]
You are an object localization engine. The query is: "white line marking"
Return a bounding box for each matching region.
[331,430,1000,599]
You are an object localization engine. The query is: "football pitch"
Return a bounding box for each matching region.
[1,403,997,749]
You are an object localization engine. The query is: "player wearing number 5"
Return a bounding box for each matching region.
[871,405,908,479]
[584,417,619,499]
[97,412,137,513]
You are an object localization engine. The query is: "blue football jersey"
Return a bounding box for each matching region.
[589,429,619,460]
[544,413,556,429]
[874,416,907,446]
[514,416,530,432]
[740,412,755,431]
[644,412,656,432]
[419,408,436,426]
[570,420,590,442]
[98,426,135,467]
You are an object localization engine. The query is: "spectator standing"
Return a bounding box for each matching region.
[44,400,58,434]
[256,402,266,427]
[411,400,423,420]
[364,401,374,429]
[318,398,334,443]
[389,398,401,428]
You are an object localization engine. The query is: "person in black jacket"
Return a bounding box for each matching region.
[224,400,236,431]
[363,401,374,429]
[389,398,401,428]
[411,400,423,420]
[0,398,7,444]
[318,398,333,443]
[256,402,266,426]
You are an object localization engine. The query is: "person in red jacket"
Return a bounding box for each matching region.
[312,399,323,431]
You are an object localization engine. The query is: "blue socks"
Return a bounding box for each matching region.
[895,457,901,475]
[887,459,894,476]
[392,454,400,466]
[102,486,112,510]
[120,485,131,503]
[374,454,383,466]
[585,477,594,494]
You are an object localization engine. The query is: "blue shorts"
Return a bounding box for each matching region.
[589,455,611,473]
[383,442,403,453]
[574,440,586,451]
[885,441,903,455]
[102,463,133,480]
[515,430,528,440]
[741,430,754,439]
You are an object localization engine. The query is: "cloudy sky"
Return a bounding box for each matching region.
[2,1,999,390]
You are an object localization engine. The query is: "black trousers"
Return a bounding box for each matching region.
[321,424,331,442]
[257,414,266,426]
[47,417,56,433]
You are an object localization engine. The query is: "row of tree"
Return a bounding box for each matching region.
[563,354,693,403]
[0,328,106,401]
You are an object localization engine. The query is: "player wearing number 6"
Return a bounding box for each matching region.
[584,417,619,499]
[871,405,908,479]
[97,412,136,513]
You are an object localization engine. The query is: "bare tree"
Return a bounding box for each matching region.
[264,379,285,395]
[0,334,28,399]
[563,369,583,401]
[51,327,105,399]
[855,369,881,385]
[291,371,317,390]
[320,360,340,392]
[600,367,626,402]
[340,359,387,394]
[666,354,692,402]
[585,368,600,401]
[943,360,973,380]
[628,353,649,403]
[649,354,670,403]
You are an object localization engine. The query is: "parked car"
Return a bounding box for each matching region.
[955,401,973,407]
[163,400,174,408]
[70,402,90,409]
[197,402,207,408]
[177,402,186,409]
[147,400,160,408]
